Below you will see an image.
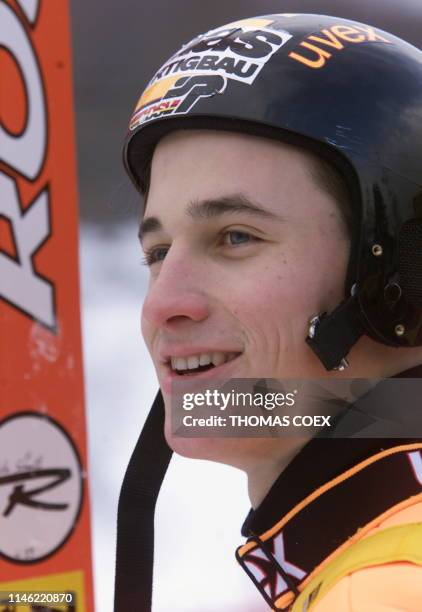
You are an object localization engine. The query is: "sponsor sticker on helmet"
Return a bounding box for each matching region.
[130,18,292,129]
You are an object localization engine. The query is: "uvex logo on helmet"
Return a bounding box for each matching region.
[289,23,392,69]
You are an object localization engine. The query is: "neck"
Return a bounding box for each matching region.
[245,359,422,509]
[246,436,310,508]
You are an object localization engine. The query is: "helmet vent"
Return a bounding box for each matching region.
[398,219,422,309]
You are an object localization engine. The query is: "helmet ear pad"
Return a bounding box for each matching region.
[398,215,422,310]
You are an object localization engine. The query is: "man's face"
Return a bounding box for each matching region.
[140,130,349,460]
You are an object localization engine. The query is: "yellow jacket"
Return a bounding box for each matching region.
[295,500,422,611]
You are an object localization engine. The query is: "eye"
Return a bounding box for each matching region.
[142,245,169,266]
[222,230,257,246]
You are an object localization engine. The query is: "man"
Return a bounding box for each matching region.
[114,14,422,611]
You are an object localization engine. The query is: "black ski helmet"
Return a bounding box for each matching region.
[123,13,422,370]
[115,14,422,612]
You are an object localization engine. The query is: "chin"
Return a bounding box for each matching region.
[164,420,223,460]
[161,392,223,460]
[164,419,255,468]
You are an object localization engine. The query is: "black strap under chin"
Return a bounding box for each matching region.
[114,391,172,612]
[306,296,365,370]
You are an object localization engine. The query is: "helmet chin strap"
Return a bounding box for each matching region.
[306,295,365,371]
[114,391,172,612]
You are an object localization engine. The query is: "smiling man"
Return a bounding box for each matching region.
[114,14,422,612]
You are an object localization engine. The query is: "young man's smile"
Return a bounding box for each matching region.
[157,346,243,393]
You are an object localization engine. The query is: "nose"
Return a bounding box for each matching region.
[142,252,211,329]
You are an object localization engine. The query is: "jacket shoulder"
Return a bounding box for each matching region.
[294,502,422,611]
[312,562,422,611]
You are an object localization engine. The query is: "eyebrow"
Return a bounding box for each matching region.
[138,193,284,242]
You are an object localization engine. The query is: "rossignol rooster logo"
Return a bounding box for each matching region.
[129,18,292,129]
[0,413,83,563]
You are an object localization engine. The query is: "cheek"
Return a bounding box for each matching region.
[228,253,342,362]
[230,263,314,328]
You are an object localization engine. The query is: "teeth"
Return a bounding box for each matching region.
[170,351,236,371]
[212,352,226,367]
[172,357,187,371]
[199,353,212,366]
[187,356,199,370]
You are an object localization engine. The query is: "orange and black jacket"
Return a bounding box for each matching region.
[236,374,422,610]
